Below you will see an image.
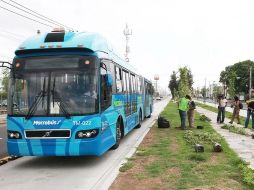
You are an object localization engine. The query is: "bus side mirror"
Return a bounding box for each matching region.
[105,74,113,87]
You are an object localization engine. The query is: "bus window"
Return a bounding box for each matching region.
[139,77,143,94]
[122,71,127,93]
[100,65,112,111]
[126,72,130,93]
[115,66,122,93]
[108,61,116,94]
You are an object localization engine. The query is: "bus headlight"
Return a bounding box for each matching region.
[8,131,22,139]
[76,129,99,139]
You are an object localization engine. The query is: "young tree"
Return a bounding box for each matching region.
[168,71,178,99]
[178,66,190,97]
[187,68,194,92]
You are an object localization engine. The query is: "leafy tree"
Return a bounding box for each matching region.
[168,67,194,99]
[168,71,178,99]
[219,60,254,97]
[1,68,9,100]
[178,66,190,97]
[187,68,194,92]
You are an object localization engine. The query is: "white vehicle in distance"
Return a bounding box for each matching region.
[156,96,161,100]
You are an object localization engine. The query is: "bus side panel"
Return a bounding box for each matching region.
[137,94,144,120]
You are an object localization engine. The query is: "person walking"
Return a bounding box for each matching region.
[187,96,196,128]
[217,95,222,123]
[229,96,241,124]
[178,95,190,129]
[217,95,227,123]
[244,99,254,128]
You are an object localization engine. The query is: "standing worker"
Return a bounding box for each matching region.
[217,95,227,123]
[229,96,241,124]
[178,95,190,129]
[245,99,254,128]
[187,96,196,128]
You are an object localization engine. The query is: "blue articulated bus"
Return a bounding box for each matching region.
[7,29,154,156]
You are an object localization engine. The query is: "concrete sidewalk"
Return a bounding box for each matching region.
[196,106,254,169]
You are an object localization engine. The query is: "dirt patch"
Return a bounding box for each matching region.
[110,156,160,190]
[110,126,162,190]
[139,126,157,148]
[111,176,163,190]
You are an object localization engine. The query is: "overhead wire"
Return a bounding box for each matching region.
[0,5,55,28]
[0,0,74,31]
[9,0,75,31]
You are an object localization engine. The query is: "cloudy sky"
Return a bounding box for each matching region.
[1,0,254,91]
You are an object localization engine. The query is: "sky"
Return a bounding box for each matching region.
[1,0,254,92]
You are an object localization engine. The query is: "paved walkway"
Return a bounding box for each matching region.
[196,106,254,169]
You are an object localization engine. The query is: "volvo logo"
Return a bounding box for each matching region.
[43,131,52,138]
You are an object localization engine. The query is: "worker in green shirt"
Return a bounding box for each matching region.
[178,95,190,129]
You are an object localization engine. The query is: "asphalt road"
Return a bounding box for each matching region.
[0,98,170,190]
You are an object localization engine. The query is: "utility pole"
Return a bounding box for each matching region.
[123,24,132,62]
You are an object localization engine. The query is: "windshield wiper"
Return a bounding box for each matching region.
[25,90,44,119]
[51,87,71,119]
[25,77,46,120]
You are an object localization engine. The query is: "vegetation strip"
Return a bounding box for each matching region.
[110,102,254,190]
[221,124,250,136]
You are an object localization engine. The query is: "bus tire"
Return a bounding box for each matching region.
[135,110,142,129]
[111,120,122,150]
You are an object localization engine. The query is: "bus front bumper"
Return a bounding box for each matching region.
[7,138,105,156]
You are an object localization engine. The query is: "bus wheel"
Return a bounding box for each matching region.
[111,121,121,150]
[135,110,142,129]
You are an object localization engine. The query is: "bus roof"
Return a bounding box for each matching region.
[15,31,138,74]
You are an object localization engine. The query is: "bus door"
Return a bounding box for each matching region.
[144,82,150,117]
[122,70,131,127]
[130,74,137,123]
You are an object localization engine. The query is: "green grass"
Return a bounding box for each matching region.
[196,102,253,129]
[117,102,254,190]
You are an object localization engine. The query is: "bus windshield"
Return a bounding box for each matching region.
[9,55,99,116]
